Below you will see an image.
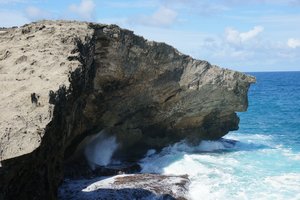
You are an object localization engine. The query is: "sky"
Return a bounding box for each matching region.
[1,0,300,72]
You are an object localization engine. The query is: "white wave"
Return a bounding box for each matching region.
[84,130,119,170]
[281,148,300,161]
[154,139,235,154]
[264,173,300,191]
[225,132,274,145]
[140,133,300,200]
[140,139,236,174]
[145,149,156,157]
[264,173,300,200]
[140,139,239,175]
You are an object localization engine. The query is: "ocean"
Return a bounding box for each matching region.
[140,72,300,200]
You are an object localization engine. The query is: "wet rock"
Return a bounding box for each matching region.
[59,174,190,200]
[64,161,142,179]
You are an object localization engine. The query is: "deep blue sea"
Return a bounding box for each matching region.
[141,72,300,200]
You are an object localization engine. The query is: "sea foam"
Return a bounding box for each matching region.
[84,130,119,170]
[140,132,300,200]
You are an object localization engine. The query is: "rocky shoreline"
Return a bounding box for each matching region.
[0,20,255,200]
[59,173,190,200]
[62,159,189,200]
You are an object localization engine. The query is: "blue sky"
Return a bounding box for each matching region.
[1,0,300,72]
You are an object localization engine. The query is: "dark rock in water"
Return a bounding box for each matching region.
[59,174,190,200]
[0,20,255,200]
[93,163,142,176]
[220,138,238,148]
[64,161,141,179]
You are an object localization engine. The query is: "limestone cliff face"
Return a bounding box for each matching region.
[0,20,255,200]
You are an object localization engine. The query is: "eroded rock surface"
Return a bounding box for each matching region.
[0,20,255,200]
[0,22,94,160]
[59,174,190,200]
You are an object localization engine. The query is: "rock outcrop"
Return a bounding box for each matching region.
[0,20,255,200]
[59,174,190,200]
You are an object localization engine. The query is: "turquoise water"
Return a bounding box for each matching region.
[140,72,300,200]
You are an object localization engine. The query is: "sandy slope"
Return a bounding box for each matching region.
[0,21,93,160]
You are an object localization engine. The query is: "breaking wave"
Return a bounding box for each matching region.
[140,132,300,200]
[84,131,119,170]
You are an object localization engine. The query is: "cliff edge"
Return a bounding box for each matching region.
[0,20,255,200]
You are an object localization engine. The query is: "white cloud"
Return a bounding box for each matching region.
[137,7,178,27]
[197,26,272,69]
[0,10,29,27]
[287,38,300,48]
[152,7,177,26]
[225,26,264,45]
[69,0,95,20]
[25,6,51,21]
[240,26,264,41]
[161,0,229,16]
[104,1,157,8]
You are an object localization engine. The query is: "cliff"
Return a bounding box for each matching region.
[0,20,255,200]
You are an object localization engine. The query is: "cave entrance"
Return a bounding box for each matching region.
[63,129,141,179]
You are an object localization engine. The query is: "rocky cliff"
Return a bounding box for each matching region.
[0,20,255,200]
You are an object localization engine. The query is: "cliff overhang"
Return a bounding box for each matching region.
[0,20,255,200]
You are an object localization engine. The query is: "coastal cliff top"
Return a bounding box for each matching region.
[0,21,93,160]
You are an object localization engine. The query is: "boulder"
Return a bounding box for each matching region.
[59,174,190,200]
